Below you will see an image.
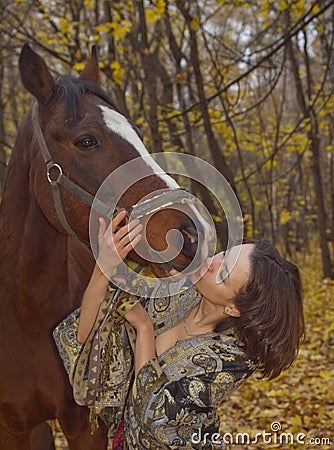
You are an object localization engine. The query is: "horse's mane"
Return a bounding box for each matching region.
[56,76,116,120]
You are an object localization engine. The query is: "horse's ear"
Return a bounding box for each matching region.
[19,44,56,105]
[79,46,100,85]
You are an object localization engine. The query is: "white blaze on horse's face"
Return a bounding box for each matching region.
[99,104,212,261]
[99,105,179,189]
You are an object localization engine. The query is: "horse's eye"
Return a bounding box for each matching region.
[75,135,99,151]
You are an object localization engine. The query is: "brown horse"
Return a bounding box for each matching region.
[0,45,207,450]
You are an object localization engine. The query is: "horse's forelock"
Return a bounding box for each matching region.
[56,76,116,120]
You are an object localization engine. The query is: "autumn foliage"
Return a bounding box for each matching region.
[0,1,333,448]
[1,0,334,278]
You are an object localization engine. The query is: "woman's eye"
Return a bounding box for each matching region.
[75,135,99,151]
[219,268,229,282]
[220,271,227,282]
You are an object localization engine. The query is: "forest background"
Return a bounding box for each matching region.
[0,0,333,448]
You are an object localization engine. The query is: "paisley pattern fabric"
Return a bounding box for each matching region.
[127,331,256,449]
[54,271,257,449]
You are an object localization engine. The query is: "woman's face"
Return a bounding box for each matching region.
[191,244,254,306]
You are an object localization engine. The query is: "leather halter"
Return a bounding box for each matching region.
[31,103,195,243]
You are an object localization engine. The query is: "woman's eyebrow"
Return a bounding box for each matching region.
[219,260,231,284]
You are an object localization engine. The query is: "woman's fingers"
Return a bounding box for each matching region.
[100,209,127,238]
[122,233,142,253]
[98,211,143,264]
[121,223,143,243]
[101,211,141,241]
[111,209,127,233]
[114,218,141,242]
[116,226,142,258]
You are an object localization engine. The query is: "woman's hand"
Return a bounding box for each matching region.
[97,210,143,277]
[124,296,153,331]
[78,213,142,344]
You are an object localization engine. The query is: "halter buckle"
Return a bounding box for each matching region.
[47,163,63,184]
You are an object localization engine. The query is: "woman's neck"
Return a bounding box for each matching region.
[189,297,227,331]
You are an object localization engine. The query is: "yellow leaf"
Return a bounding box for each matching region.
[291,414,302,426]
[73,62,85,72]
[95,23,112,33]
[278,0,289,11]
[211,215,223,223]
[263,159,277,169]
[110,61,125,85]
[153,0,166,15]
[146,9,156,23]
[112,20,132,39]
[312,3,320,14]
[319,371,332,380]
[59,18,70,34]
[280,210,292,225]
[110,61,120,70]
[190,17,200,31]
[324,321,334,342]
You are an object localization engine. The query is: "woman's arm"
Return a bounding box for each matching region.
[124,301,156,375]
[77,210,142,344]
[77,264,110,344]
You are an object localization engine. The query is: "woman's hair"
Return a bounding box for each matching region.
[215,239,305,380]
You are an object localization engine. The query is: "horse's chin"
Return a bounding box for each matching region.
[149,260,197,279]
[127,250,199,279]
[147,263,169,278]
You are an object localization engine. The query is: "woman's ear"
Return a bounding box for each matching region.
[224,305,241,317]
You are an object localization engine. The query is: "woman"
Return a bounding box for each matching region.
[54,210,305,449]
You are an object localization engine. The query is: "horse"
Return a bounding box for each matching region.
[0,44,208,450]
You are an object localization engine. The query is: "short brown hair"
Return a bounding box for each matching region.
[216,240,305,380]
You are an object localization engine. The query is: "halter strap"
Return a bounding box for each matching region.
[32,103,91,239]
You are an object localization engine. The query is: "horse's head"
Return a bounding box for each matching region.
[18,44,211,277]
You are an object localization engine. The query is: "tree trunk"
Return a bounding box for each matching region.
[285,10,333,278]
[176,1,237,196]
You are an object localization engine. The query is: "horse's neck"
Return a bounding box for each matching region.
[0,121,59,268]
[0,113,37,248]
[0,137,93,333]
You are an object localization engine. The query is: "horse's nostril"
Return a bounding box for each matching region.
[182,227,197,244]
[180,223,199,258]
